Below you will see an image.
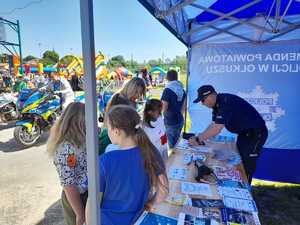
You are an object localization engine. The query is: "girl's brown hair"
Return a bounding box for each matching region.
[107,105,168,198]
[105,92,132,113]
[47,102,86,156]
[143,99,162,128]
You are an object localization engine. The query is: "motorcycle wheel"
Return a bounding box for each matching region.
[14,125,42,147]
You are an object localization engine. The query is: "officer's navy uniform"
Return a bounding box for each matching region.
[213,93,268,183]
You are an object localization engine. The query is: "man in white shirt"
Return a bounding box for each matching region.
[49,72,75,110]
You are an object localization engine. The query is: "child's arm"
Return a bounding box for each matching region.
[154,174,169,203]
[146,174,169,211]
[161,100,168,113]
[64,185,85,225]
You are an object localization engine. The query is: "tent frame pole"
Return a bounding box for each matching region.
[277,0,293,30]
[155,0,196,19]
[189,2,273,33]
[185,0,268,37]
[275,0,282,29]
[190,22,242,44]
[264,21,300,42]
[79,0,100,224]
[184,47,191,133]
[168,0,179,34]
[193,21,256,44]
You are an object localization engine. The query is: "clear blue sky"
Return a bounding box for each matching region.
[0,0,187,62]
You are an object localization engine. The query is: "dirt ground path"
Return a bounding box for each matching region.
[0,88,162,225]
[0,122,64,225]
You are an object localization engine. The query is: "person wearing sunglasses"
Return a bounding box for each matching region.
[189,85,268,184]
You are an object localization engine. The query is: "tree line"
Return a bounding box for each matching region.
[1,50,187,72]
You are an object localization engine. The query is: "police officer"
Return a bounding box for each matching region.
[189,85,268,184]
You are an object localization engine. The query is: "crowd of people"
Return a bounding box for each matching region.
[0,71,82,113]
[43,67,267,225]
[0,73,36,93]
[0,71,82,95]
[47,69,186,225]
[0,66,269,224]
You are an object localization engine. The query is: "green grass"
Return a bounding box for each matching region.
[252,179,300,225]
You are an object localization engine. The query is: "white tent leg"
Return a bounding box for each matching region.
[79,0,100,224]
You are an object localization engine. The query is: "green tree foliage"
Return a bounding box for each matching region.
[108,55,126,69]
[125,60,139,71]
[0,54,7,63]
[165,58,172,65]
[40,50,59,66]
[148,59,160,67]
[172,55,187,71]
[59,55,75,66]
[23,55,37,63]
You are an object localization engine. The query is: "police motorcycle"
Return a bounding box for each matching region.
[0,92,17,122]
[14,86,61,147]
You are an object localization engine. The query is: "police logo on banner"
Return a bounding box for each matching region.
[238,86,285,132]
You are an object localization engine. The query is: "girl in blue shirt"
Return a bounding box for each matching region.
[87,105,169,225]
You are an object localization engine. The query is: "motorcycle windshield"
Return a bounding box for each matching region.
[21,91,43,109]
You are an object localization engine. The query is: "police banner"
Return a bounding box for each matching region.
[188,40,300,183]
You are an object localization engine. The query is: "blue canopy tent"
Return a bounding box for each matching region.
[138,0,300,184]
[149,66,167,75]
[79,1,300,223]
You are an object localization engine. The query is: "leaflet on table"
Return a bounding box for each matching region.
[191,198,224,208]
[223,197,258,213]
[181,205,223,223]
[181,205,203,218]
[168,167,189,180]
[218,180,250,190]
[176,139,192,150]
[183,152,207,165]
[221,208,261,225]
[181,197,224,221]
[181,182,213,197]
[165,193,189,206]
[212,149,241,166]
[213,166,243,182]
[177,213,219,225]
[176,139,212,153]
[183,152,193,164]
[218,186,253,200]
[134,211,177,225]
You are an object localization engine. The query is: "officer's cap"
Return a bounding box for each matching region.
[193,85,216,103]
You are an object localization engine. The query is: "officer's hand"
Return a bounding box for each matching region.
[188,136,199,146]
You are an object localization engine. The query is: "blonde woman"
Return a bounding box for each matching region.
[47,102,87,225]
[107,77,146,110]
